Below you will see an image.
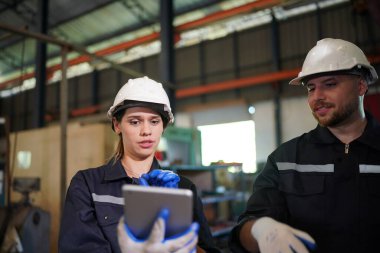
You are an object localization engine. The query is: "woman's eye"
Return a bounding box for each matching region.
[151,119,160,125]
[129,120,140,125]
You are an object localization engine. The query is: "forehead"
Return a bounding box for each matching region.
[125,106,160,116]
[305,74,355,86]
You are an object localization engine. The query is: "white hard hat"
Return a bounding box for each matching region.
[289,38,378,85]
[107,76,174,124]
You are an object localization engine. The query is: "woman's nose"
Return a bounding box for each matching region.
[140,122,152,136]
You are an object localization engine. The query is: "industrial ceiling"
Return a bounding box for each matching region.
[0,0,227,79]
[0,0,376,93]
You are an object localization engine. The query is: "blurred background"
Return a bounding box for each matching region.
[0,0,379,252]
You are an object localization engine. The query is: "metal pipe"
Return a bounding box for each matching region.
[0,22,143,78]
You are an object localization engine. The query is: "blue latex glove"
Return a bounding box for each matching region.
[295,235,317,251]
[139,169,180,188]
[117,208,199,253]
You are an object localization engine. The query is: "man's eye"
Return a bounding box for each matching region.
[326,82,336,87]
[306,86,315,92]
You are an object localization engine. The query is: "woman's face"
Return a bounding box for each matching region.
[113,107,164,160]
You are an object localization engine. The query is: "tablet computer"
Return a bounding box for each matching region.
[122,184,193,239]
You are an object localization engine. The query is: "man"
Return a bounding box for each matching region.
[229,38,380,253]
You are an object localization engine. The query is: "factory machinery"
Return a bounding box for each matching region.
[0,118,50,253]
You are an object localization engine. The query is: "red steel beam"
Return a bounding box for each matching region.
[70,105,100,117]
[175,68,300,99]
[175,52,380,99]
[176,0,281,32]
[54,69,298,121]
[0,32,160,90]
[47,56,380,120]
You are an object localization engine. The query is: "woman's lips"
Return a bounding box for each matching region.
[138,140,154,148]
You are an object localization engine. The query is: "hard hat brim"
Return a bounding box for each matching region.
[289,67,375,86]
[111,100,170,120]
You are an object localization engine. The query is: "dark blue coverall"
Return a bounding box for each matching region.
[229,113,380,253]
[59,158,220,253]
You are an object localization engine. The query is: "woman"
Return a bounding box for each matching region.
[58,76,220,253]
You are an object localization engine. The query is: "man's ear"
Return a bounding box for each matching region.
[358,78,368,96]
[113,118,121,134]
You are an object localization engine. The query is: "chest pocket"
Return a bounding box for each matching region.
[368,179,380,197]
[365,174,380,225]
[279,169,327,224]
[363,165,380,197]
[94,203,123,227]
[279,171,325,195]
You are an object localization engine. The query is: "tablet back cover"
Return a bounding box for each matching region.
[123,185,193,238]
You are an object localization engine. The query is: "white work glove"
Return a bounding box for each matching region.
[117,208,199,253]
[251,217,316,253]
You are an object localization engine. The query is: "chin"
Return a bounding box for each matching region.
[313,112,332,127]
[137,150,154,158]
[317,116,333,126]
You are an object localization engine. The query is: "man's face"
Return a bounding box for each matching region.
[306,74,367,127]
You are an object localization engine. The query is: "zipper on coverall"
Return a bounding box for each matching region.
[345,143,349,154]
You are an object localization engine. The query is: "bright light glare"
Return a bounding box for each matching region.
[248,105,256,115]
[198,120,256,173]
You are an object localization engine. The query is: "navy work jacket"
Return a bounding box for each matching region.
[59,158,220,253]
[229,113,380,253]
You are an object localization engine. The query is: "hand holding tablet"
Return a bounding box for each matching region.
[117,208,199,253]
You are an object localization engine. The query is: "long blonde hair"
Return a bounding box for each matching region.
[111,109,125,162]
[113,134,124,161]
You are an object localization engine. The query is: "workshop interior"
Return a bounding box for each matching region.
[0,0,380,252]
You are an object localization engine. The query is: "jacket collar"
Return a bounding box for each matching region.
[357,112,380,151]
[309,111,380,151]
[309,125,337,144]
[104,157,162,181]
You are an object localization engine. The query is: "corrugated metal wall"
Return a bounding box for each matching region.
[1,1,380,131]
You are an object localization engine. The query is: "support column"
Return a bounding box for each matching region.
[271,13,282,147]
[60,46,69,214]
[159,0,175,115]
[33,0,49,128]
[92,70,99,106]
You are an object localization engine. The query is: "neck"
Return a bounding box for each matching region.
[328,113,367,144]
[121,155,154,178]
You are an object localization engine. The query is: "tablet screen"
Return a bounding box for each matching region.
[123,184,193,238]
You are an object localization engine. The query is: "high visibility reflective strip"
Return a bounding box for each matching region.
[92,193,124,205]
[277,162,334,173]
[360,165,380,173]
[277,163,380,173]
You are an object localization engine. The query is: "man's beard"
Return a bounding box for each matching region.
[313,99,358,127]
